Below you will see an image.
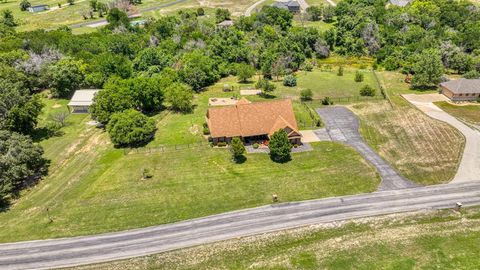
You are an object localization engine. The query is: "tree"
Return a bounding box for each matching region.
[256,78,276,96]
[360,84,376,96]
[306,5,323,21]
[89,0,98,11]
[68,0,75,5]
[258,6,293,31]
[2,10,16,27]
[283,75,297,87]
[180,50,220,91]
[46,57,85,98]
[19,0,31,11]
[4,94,44,134]
[106,109,156,147]
[0,130,48,203]
[412,50,444,88]
[106,8,130,30]
[236,63,255,83]
[323,6,335,22]
[164,83,194,112]
[90,81,136,124]
[215,8,230,23]
[230,137,245,162]
[463,70,480,79]
[269,129,291,162]
[300,88,313,101]
[196,7,205,16]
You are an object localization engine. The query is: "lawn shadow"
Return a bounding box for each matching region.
[30,126,65,143]
[233,155,247,164]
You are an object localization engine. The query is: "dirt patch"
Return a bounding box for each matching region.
[189,124,200,135]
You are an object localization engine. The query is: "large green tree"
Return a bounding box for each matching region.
[164,83,194,112]
[412,50,444,88]
[180,50,220,91]
[46,57,85,98]
[0,130,48,203]
[106,109,156,147]
[269,129,292,162]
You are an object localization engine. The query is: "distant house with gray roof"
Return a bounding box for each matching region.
[440,79,480,101]
[389,0,412,7]
[28,5,49,13]
[68,89,101,113]
[272,0,301,12]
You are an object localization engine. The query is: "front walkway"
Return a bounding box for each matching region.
[245,143,313,154]
[403,94,480,183]
[316,106,418,191]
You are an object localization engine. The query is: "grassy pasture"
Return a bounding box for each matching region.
[434,101,480,125]
[273,68,380,100]
[70,207,480,270]
[350,71,464,185]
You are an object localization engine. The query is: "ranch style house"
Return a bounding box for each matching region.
[440,79,480,101]
[206,98,302,145]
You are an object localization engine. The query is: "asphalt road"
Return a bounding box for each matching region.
[317,107,418,190]
[1,181,480,270]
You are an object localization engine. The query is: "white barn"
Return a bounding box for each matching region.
[68,89,101,113]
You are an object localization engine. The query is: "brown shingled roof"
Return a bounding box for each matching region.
[440,79,480,94]
[207,99,300,138]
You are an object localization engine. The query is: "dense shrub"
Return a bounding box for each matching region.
[337,66,344,76]
[256,78,276,94]
[230,137,246,162]
[283,75,297,87]
[106,109,156,147]
[354,71,364,82]
[300,88,313,101]
[360,85,376,97]
[321,96,333,105]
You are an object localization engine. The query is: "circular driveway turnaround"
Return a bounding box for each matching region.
[0,182,479,270]
[316,106,418,191]
[403,94,480,183]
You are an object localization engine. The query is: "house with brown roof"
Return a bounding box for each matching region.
[206,98,302,145]
[440,79,480,101]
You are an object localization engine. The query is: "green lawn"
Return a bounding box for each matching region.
[71,207,480,270]
[435,101,480,125]
[272,68,381,100]
[0,79,379,242]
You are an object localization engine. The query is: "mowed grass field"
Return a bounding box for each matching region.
[434,101,480,125]
[350,72,465,185]
[71,207,480,270]
[0,76,380,242]
[273,68,380,99]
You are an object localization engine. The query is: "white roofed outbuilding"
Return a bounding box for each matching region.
[68,89,101,113]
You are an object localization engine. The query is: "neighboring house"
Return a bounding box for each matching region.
[272,0,301,12]
[389,0,411,7]
[68,89,101,113]
[440,79,480,101]
[217,20,234,28]
[206,98,302,145]
[28,5,49,13]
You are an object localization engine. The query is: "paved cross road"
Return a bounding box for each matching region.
[1,181,479,270]
[316,107,418,190]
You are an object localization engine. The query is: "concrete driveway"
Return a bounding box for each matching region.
[403,94,480,183]
[316,107,418,191]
